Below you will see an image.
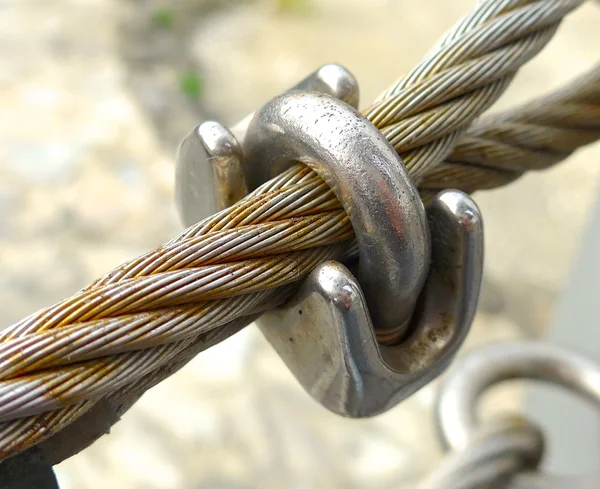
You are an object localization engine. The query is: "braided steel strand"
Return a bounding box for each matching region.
[0,0,589,459]
[1,167,349,341]
[0,292,278,380]
[0,164,352,459]
[365,0,583,178]
[0,402,97,464]
[0,245,349,423]
[420,64,600,195]
[417,417,544,489]
[0,318,251,463]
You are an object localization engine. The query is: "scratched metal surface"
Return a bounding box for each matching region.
[1,0,600,488]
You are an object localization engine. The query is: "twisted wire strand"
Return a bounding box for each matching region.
[0,401,97,462]
[0,164,353,460]
[0,0,595,461]
[2,318,251,462]
[421,63,600,195]
[0,245,350,421]
[417,417,544,489]
[366,0,584,177]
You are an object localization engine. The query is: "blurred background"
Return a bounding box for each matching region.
[2,0,600,488]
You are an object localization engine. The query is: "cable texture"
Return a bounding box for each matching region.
[421,64,600,196]
[417,417,544,489]
[1,0,598,462]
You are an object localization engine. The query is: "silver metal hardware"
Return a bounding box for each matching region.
[177,64,484,417]
[435,341,600,488]
[175,63,359,227]
[243,90,431,343]
[256,189,483,417]
[242,89,484,416]
[176,121,247,227]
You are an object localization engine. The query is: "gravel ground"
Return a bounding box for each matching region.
[1,1,600,488]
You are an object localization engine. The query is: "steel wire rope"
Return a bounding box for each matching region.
[1,0,599,461]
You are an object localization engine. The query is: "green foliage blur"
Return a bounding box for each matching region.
[179,71,204,101]
[152,7,175,29]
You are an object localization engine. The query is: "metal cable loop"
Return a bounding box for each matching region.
[0,0,597,461]
[417,416,544,489]
[430,341,600,489]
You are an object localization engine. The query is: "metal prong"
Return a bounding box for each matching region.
[175,63,360,227]
[176,121,246,227]
[256,190,484,418]
[308,63,360,110]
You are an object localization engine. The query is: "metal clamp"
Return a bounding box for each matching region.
[176,64,484,418]
[243,90,431,343]
[435,341,600,488]
[256,189,483,417]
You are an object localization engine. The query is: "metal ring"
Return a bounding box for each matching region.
[435,340,600,451]
[242,90,430,343]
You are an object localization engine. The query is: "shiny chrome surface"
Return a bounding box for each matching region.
[257,190,483,417]
[176,121,246,227]
[436,341,600,488]
[243,91,431,343]
[176,66,484,417]
[175,63,359,227]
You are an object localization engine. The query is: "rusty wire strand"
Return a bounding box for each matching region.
[1,0,598,461]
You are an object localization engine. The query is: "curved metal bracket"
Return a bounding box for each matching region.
[436,341,600,450]
[257,190,483,417]
[243,91,430,343]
